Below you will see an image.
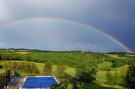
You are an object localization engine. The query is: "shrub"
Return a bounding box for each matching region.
[126,61,135,89]
[51,80,69,89]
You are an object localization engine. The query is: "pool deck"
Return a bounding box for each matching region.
[3,78,25,89]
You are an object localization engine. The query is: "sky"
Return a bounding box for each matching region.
[0,0,135,52]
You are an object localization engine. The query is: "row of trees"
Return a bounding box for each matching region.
[0,52,29,60]
[1,61,69,77]
[0,61,39,76]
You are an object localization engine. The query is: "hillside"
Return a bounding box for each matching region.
[0,49,135,67]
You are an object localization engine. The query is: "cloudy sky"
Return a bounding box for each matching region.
[0,0,135,52]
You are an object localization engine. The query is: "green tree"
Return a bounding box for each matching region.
[75,62,97,84]
[126,61,135,89]
[28,63,39,75]
[98,61,113,71]
[0,65,2,69]
[56,65,68,78]
[43,61,53,75]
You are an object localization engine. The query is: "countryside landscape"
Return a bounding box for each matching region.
[0,49,135,89]
[0,0,135,89]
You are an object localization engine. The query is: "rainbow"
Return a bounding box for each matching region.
[0,16,133,53]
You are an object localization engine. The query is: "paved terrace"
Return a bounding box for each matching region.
[3,78,25,89]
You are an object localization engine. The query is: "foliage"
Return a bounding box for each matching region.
[126,61,135,89]
[0,49,135,89]
[0,65,2,69]
[106,67,128,85]
[25,63,39,75]
[79,83,119,89]
[76,62,97,84]
[97,65,128,85]
[0,72,7,89]
[79,83,101,89]
[106,71,115,84]
[43,61,53,75]
[56,65,68,78]
[0,61,39,76]
[98,61,113,71]
[96,71,107,83]
[0,49,135,68]
[51,80,69,89]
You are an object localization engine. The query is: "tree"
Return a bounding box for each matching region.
[75,62,97,84]
[98,61,113,71]
[56,65,68,78]
[0,65,2,69]
[51,80,69,89]
[126,61,135,89]
[43,61,53,75]
[27,63,39,75]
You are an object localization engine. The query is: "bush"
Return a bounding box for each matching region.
[126,61,135,89]
[51,80,69,89]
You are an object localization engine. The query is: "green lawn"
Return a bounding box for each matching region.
[65,68,76,77]
[96,71,107,82]
[36,63,44,74]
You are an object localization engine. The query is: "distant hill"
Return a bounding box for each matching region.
[0,48,135,67]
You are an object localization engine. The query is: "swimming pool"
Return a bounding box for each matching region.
[22,76,58,89]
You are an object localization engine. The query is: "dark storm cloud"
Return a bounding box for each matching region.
[0,19,128,52]
[0,0,134,52]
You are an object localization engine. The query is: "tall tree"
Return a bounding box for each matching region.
[43,61,53,75]
[57,65,67,78]
[126,61,135,89]
[76,62,97,84]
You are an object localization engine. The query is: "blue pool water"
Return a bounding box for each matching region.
[22,76,57,88]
